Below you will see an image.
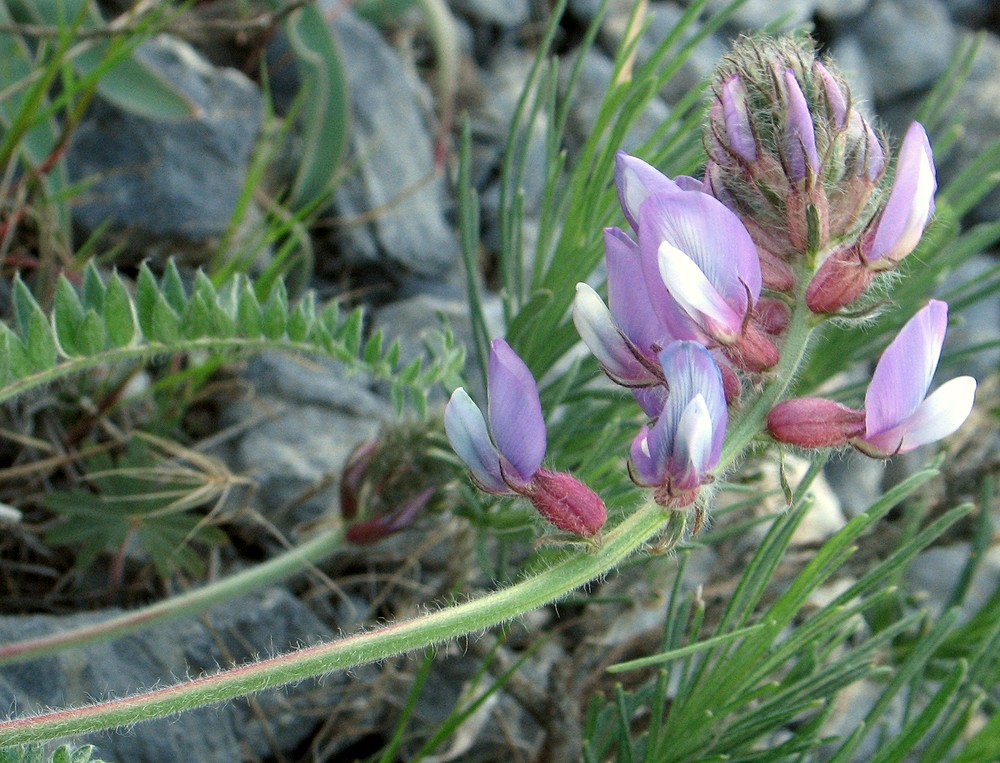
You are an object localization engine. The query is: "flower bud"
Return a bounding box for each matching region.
[707,37,886,264]
[526,469,607,537]
[767,398,866,448]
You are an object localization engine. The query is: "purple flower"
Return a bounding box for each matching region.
[444,339,606,536]
[862,122,936,268]
[445,339,545,493]
[769,301,976,457]
[629,342,728,507]
[855,300,976,457]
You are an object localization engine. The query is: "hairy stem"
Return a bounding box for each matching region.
[0,304,817,746]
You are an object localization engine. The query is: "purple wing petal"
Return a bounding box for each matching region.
[633,386,667,418]
[573,283,653,384]
[860,376,976,455]
[444,388,509,493]
[488,339,546,483]
[866,122,936,264]
[605,227,669,356]
[865,300,948,438]
[630,424,664,487]
[639,190,761,317]
[614,151,680,233]
[784,69,820,182]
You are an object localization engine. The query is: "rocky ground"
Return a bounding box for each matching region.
[1,1,998,760]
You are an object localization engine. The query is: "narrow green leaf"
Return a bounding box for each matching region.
[26,309,58,370]
[135,263,159,338]
[280,2,350,208]
[337,307,364,356]
[162,260,188,313]
[150,294,181,344]
[104,273,138,347]
[76,310,106,357]
[236,282,263,337]
[81,262,106,313]
[399,357,422,385]
[262,283,289,340]
[182,294,214,339]
[0,325,31,382]
[286,302,311,342]
[11,275,41,339]
[207,299,237,338]
[363,330,384,365]
[53,276,86,357]
[193,270,217,303]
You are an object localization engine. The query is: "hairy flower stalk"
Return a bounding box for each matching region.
[445,338,606,537]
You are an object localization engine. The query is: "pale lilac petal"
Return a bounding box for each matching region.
[444,388,508,493]
[639,190,761,314]
[720,75,757,161]
[866,301,947,437]
[861,376,976,455]
[488,339,546,482]
[659,341,728,467]
[670,395,714,490]
[605,227,668,355]
[657,242,743,342]
[784,69,820,181]
[866,122,936,263]
[630,424,664,487]
[614,151,680,233]
[573,284,652,384]
[815,62,847,129]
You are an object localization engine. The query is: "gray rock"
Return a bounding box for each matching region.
[816,0,870,20]
[907,544,1000,623]
[853,0,957,101]
[824,451,887,518]
[242,353,385,417]
[225,399,382,528]
[68,35,263,246]
[706,0,820,30]
[327,10,459,278]
[0,589,341,763]
[450,0,531,27]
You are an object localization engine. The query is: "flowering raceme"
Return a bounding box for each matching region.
[445,339,606,537]
[768,301,976,456]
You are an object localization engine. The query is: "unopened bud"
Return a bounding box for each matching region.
[767,398,866,448]
[526,469,607,537]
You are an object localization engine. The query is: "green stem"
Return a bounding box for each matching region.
[0,506,678,746]
[0,303,818,746]
[0,529,345,667]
